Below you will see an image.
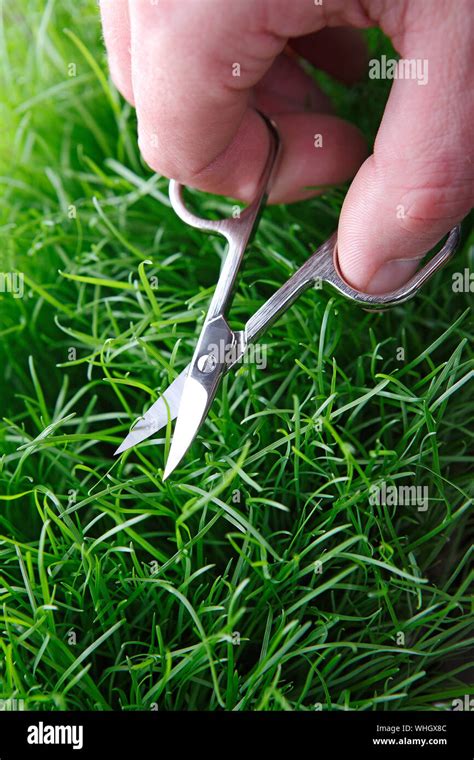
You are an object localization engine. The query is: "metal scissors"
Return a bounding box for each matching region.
[114,117,461,479]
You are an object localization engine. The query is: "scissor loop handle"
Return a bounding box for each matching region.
[168,181,264,242]
[328,224,461,307]
[245,225,462,346]
[169,114,281,246]
[169,114,281,323]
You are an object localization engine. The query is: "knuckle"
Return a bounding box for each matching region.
[138,126,221,187]
[407,175,471,227]
[398,184,472,236]
[380,149,474,235]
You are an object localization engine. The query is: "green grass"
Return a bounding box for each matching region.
[0,1,472,712]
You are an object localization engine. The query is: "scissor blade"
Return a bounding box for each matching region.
[162,365,224,480]
[114,365,189,455]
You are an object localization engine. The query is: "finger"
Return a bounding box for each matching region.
[128,0,368,201]
[290,27,368,85]
[252,53,333,114]
[99,0,134,105]
[267,114,366,203]
[337,1,474,292]
[251,56,356,202]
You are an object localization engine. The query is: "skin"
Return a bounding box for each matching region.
[100,0,473,293]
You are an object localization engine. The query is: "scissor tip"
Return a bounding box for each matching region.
[163,449,183,481]
[114,442,129,456]
[162,462,174,481]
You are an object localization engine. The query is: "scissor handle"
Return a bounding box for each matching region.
[169,175,271,240]
[169,114,281,322]
[324,224,461,306]
[245,225,461,345]
[169,115,280,241]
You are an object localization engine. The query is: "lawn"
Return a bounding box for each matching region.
[0,0,472,711]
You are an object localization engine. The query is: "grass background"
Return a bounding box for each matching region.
[0,0,472,711]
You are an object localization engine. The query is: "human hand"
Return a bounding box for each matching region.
[100,0,473,293]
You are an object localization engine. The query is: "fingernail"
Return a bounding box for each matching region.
[365,258,420,295]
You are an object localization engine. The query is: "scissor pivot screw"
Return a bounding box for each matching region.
[197,353,217,374]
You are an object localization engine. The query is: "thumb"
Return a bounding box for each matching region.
[337,2,473,294]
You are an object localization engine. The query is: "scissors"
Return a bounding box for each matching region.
[114,117,461,479]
